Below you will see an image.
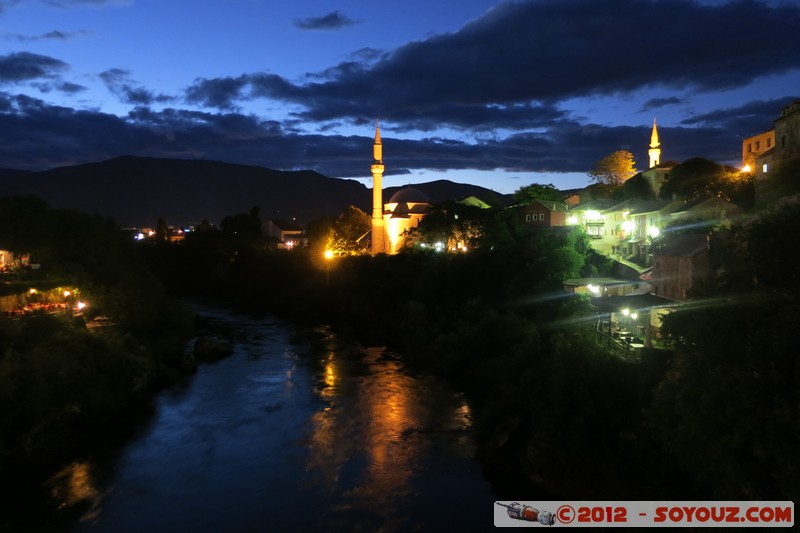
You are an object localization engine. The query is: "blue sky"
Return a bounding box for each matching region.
[1,0,798,193]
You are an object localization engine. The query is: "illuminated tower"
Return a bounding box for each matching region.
[370,121,386,254]
[649,118,661,168]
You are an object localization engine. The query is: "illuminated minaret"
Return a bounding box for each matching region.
[648,118,661,168]
[370,120,386,254]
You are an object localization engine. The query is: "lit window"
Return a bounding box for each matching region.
[763,163,768,173]
[525,214,532,222]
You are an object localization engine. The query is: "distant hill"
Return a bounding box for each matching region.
[0,156,367,227]
[0,156,506,227]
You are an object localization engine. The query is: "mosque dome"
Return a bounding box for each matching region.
[389,187,430,205]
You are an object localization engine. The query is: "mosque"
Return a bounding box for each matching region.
[370,123,431,254]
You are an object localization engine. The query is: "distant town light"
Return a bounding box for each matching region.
[621,221,635,232]
[587,284,600,295]
[622,308,630,316]
[742,164,751,173]
[324,249,334,260]
[63,290,71,297]
[567,215,579,225]
[631,312,638,320]
[77,301,87,310]
[647,226,660,238]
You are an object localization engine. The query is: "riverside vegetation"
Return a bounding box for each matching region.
[0,197,195,492]
[1,192,797,513]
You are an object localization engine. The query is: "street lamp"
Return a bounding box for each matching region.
[324,249,334,285]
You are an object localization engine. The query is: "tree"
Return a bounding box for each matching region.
[658,157,721,201]
[155,217,169,244]
[588,150,637,186]
[332,205,370,253]
[513,183,563,204]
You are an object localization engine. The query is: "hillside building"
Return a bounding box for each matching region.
[742,130,775,172]
[747,99,800,179]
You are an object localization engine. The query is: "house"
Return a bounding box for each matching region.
[743,130,776,172]
[521,200,567,228]
[625,200,666,265]
[0,250,32,271]
[264,219,305,249]
[660,196,745,234]
[563,277,646,297]
[749,99,800,179]
[652,233,710,301]
[566,199,614,239]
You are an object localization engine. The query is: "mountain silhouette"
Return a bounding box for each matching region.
[0,156,507,227]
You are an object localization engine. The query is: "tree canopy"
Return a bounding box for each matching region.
[659,158,753,207]
[588,150,637,186]
[513,183,563,204]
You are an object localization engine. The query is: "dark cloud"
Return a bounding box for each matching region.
[0,52,67,83]
[293,11,357,30]
[0,91,753,178]
[6,29,89,41]
[100,68,172,105]
[185,75,249,110]
[188,0,800,132]
[0,0,21,14]
[2,1,794,181]
[44,0,131,7]
[57,81,87,94]
[31,80,87,94]
[642,97,685,111]
[680,96,797,136]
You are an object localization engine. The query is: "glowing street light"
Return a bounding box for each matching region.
[324,249,334,285]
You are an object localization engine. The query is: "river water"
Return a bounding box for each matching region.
[56,305,498,532]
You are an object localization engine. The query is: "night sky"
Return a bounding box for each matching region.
[1,0,798,193]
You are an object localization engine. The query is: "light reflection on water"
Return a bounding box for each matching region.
[57,308,495,532]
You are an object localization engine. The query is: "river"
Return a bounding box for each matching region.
[50,304,499,532]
